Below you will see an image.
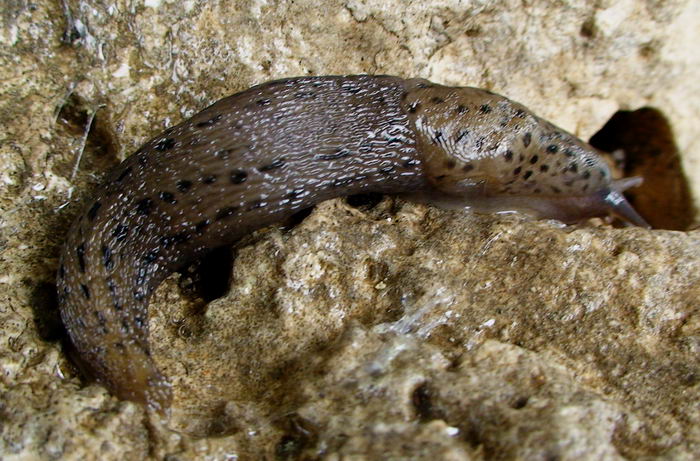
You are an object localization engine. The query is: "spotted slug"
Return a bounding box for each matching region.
[56,75,648,414]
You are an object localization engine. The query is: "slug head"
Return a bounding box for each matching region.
[402,80,649,227]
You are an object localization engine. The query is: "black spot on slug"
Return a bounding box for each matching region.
[582,171,591,179]
[342,85,361,94]
[137,318,150,333]
[547,144,559,154]
[456,104,468,114]
[87,202,101,221]
[462,164,474,172]
[116,167,132,182]
[136,198,154,216]
[504,150,514,162]
[135,267,147,287]
[214,149,232,160]
[432,130,444,144]
[523,132,532,147]
[530,155,539,164]
[154,138,175,151]
[195,219,210,234]
[112,224,128,242]
[455,129,469,143]
[76,244,86,273]
[81,284,90,299]
[569,162,579,173]
[445,160,456,169]
[176,180,193,193]
[256,98,271,106]
[107,278,116,294]
[479,104,492,114]
[159,191,177,204]
[230,170,248,184]
[102,245,113,270]
[216,206,238,220]
[286,188,304,199]
[315,149,351,161]
[201,175,217,185]
[332,175,367,188]
[431,96,445,104]
[524,170,533,180]
[408,102,420,113]
[540,164,549,172]
[583,157,597,168]
[143,250,158,264]
[259,158,285,172]
[195,114,222,128]
[173,232,190,245]
[358,142,371,154]
[513,167,522,176]
[247,201,266,211]
[59,264,65,279]
[295,91,315,99]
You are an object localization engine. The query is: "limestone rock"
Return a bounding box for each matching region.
[1,1,698,460]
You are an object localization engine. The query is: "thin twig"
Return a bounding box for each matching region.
[69,109,97,181]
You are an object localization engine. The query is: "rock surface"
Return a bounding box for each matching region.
[1,1,698,460]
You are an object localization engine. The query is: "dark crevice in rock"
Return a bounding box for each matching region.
[589,107,695,230]
[281,206,315,230]
[345,192,384,209]
[411,381,437,421]
[273,413,319,460]
[54,93,120,179]
[29,280,65,342]
[181,246,234,303]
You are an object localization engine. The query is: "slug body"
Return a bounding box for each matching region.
[57,75,647,414]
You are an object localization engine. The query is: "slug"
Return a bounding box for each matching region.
[56,75,649,414]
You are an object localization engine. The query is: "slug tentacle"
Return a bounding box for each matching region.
[57,75,648,414]
[603,178,649,228]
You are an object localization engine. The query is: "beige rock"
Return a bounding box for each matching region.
[0,1,698,460]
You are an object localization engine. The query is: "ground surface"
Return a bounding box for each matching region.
[0,1,698,460]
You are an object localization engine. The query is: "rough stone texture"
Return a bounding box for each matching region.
[0,1,698,460]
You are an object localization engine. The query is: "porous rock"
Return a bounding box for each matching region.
[0,1,698,460]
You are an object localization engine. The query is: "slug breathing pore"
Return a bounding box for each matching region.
[56,75,648,415]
